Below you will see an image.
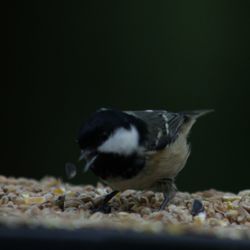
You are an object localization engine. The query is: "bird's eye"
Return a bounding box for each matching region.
[101,131,108,139]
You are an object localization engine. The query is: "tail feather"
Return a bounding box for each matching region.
[181,109,214,120]
[178,109,214,136]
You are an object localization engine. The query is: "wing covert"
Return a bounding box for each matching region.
[126,110,185,151]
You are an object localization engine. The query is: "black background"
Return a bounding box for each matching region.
[6,1,250,192]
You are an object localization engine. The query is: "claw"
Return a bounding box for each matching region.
[159,195,170,211]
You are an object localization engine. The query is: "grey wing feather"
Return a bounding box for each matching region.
[126,110,185,151]
[156,112,185,150]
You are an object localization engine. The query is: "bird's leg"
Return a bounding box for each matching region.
[158,178,177,211]
[159,193,170,211]
[91,190,119,213]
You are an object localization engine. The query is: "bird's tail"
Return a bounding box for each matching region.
[181,109,214,120]
[178,109,213,136]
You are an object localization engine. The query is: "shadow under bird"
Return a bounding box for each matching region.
[77,108,213,211]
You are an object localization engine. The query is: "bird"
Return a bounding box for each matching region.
[77,108,213,211]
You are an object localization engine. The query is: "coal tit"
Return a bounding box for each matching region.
[77,108,212,210]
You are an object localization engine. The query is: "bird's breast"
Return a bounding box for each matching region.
[90,153,146,180]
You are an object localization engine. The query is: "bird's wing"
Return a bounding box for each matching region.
[126,110,185,151]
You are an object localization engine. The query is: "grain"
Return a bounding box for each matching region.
[0,175,249,240]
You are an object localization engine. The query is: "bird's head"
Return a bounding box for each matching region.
[77,109,147,171]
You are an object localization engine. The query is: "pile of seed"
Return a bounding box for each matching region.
[0,175,250,240]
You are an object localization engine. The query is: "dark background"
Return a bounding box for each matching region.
[6,1,250,192]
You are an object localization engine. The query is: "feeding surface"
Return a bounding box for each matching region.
[0,176,249,240]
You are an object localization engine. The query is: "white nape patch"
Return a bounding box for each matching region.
[162,114,169,134]
[145,110,153,112]
[155,129,162,146]
[98,126,139,156]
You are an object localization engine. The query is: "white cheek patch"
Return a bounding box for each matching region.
[98,126,139,156]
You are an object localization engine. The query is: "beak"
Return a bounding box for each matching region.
[83,155,98,172]
[78,150,86,161]
[78,150,98,172]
